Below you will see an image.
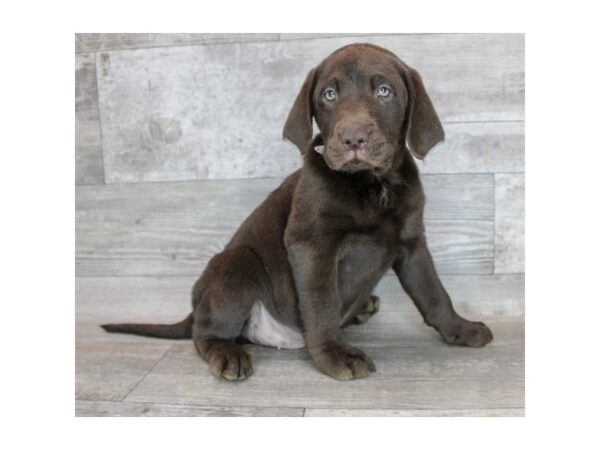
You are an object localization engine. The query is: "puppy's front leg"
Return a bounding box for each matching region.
[393,236,493,348]
[286,240,376,380]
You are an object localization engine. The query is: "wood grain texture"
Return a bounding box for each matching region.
[75,54,104,184]
[76,273,523,415]
[75,33,280,53]
[279,33,376,41]
[75,274,524,343]
[76,341,171,401]
[418,121,524,174]
[75,400,303,417]
[123,321,524,410]
[76,319,523,414]
[304,408,524,417]
[75,174,493,277]
[495,173,525,273]
[95,34,524,183]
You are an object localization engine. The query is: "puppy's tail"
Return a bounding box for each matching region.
[100,313,193,339]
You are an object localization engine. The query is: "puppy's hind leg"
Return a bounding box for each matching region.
[350,294,381,325]
[339,293,381,328]
[191,246,271,381]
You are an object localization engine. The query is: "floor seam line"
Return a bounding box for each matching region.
[120,344,174,402]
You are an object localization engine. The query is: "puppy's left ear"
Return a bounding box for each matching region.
[283,68,316,154]
[404,67,445,159]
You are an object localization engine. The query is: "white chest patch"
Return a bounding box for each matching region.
[241,301,305,349]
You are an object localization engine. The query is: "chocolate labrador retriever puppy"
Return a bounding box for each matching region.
[102,43,493,381]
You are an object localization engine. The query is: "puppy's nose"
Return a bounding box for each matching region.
[342,127,368,150]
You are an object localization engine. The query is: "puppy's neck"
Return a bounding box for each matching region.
[306,136,413,209]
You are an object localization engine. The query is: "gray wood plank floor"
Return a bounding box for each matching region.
[76,274,524,417]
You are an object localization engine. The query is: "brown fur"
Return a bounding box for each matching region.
[102,43,492,381]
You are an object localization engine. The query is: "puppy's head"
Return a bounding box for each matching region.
[283,43,444,174]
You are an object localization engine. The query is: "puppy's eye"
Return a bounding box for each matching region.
[323,88,337,102]
[376,85,392,97]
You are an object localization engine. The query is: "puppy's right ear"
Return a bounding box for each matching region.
[283,68,316,154]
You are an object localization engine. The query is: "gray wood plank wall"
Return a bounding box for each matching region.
[75,33,524,275]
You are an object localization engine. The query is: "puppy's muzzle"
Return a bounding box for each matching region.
[341,124,369,151]
[328,120,378,168]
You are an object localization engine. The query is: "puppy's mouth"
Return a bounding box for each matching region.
[337,149,374,172]
[320,142,392,174]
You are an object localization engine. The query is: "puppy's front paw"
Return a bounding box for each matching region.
[311,342,376,381]
[441,319,493,348]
